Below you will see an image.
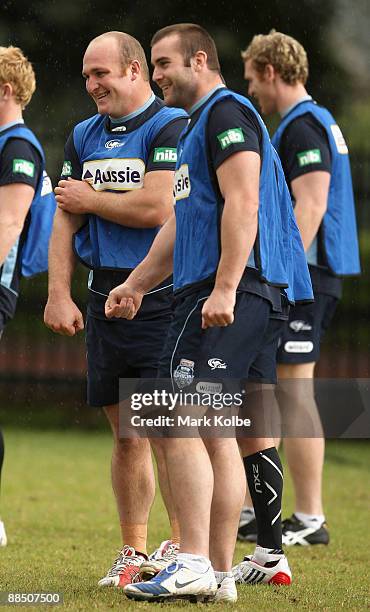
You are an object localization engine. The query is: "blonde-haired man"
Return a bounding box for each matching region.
[237,31,360,549]
[0,46,56,547]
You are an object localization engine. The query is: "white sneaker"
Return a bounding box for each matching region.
[233,554,292,585]
[98,545,146,588]
[124,560,217,602]
[148,538,171,561]
[0,521,7,547]
[140,540,179,580]
[213,576,238,602]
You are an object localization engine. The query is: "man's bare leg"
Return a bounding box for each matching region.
[152,443,181,544]
[105,404,155,554]
[151,437,213,557]
[205,437,246,571]
[277,362,325,517]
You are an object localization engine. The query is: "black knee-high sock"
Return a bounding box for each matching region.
[244,447,283,550]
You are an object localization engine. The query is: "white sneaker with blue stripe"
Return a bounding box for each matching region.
[124,560,217,602]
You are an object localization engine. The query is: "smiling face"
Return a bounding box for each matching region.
[82,37,130,118]
[151,34,198,111]
[244,59,277,116]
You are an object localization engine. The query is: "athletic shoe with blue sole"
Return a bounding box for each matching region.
[124,561,217,602]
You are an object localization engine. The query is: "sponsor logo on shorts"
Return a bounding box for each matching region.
[105,139,125,149]
[217,127,245,150]
[208,358,227,370]
[289,320,312,332]
[174,164,191,200]
[82,158,145,191]
[41,171,53,196]
[153,147,177,162]
[173,359,195,389]
[330,124,348,154]
[61,160,72,176]
[195,381,223,394]
[284,341,314,353]
[13,158,35,177]
[297,149,322,167]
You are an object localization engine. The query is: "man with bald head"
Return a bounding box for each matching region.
[44,31,187,587]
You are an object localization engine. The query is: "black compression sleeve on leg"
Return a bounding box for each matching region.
[244,446,283,550]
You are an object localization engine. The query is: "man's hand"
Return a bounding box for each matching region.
[55,179,97,214]
[105,283,144,320]
[201,288,236,329]
[44,296,84,336]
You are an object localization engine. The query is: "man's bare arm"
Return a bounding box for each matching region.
[55,170,174,228]
[0,183,34,266]
[44,208,86,336]
[291,171,330,252]
[201,150,260,328]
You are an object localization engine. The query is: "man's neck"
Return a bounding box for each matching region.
[0,104,23,128]
[111,85,153,119]
[187,77,224,114]
[276,83,309,116]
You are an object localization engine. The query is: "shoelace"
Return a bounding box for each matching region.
[107,545,143,577]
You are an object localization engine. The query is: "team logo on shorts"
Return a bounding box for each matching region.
[208,358,227,370]
[289,320,312,332]
[173,359,195,389]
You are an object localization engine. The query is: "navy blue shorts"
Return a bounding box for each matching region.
[158,288,283,392]
[86,310,173,407]
[277,293,339,364]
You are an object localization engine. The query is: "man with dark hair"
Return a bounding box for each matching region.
[239,31,360,547]
[44,31,187,587]
[0,45,56,547]
[104,24,312,602]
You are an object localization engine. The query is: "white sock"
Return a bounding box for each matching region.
[177,553,211,572]
[252,545,284,564]
[214,571,233,582]
[295,512,325,528]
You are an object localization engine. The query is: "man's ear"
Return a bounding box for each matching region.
[130,60,141,81]
[191,50,207,72]
[263,63,276,82]
[0,82,13,100]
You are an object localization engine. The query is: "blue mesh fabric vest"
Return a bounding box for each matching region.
[272,100,360,275]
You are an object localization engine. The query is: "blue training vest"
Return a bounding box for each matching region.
[173,88,313,303]
[0,124,56,279]
[272,100,360,276]
[72,105,187,270]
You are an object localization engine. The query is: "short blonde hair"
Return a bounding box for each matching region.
[0,46,36,109]
[91,31,150,81]
[242,31,308,85]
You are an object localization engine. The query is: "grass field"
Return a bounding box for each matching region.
[0,429,369,611]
